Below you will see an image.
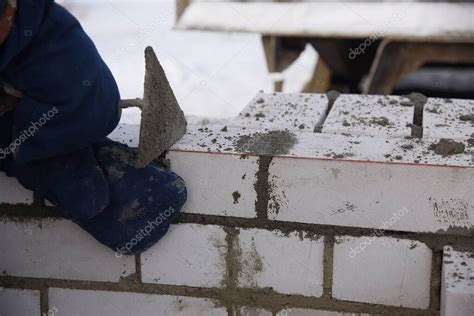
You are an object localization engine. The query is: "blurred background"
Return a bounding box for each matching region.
[60,0,473,124]
[61,0,312,123]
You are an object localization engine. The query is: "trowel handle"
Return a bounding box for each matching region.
[0,95,19,116]
[120,98,143,109]
[0,83,22,116]
[4,83,23,98]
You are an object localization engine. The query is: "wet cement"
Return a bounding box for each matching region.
[234,131,297,156]
[459,113,474,125]
[370,116,391,127]
[429,138,466,156]
[468,137,474,146]
[232,191,241,204]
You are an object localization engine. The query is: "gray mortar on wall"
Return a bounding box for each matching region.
[0,273,441,316]
[234,131,297,157]
[429,250,443,311]
[405,92,427,138]
[429,138,466,156]
[3,192,467,315]
[254,157,272,220]
[2,205,473,315]
[322,236,335,301]
[459,113,474,125]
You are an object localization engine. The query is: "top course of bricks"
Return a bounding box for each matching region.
[110,92,473,168]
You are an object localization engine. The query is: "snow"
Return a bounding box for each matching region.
[63,0,316,124]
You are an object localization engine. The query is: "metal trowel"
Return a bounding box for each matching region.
[121,46,187,168]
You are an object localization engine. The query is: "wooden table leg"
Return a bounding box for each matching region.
[302,57,332,93]
[261,35,307,93]
[274,78,284,92]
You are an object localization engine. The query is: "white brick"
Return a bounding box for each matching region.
[322,94,414,138]
[238,306,272,316]
[268,157,473,234]
[441,246,474,316]
[49,288,226,316]
[333,236,432,309]
[168,151,258,218]
[0,173,33,205]
[424,98,474,141]
[174,125,472,167]
[0,219,135,282]
[277,309,369,316]
[237,228,324,297]
[228,92,329,132]
[141,223,227,288]
[110,124,260,219]
[108,97,471,168]
[0,288,41,316]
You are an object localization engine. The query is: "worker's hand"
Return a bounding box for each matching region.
[0,84,22,116]
[0,93,20,116]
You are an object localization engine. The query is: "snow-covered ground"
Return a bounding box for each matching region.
[63,0,317,123]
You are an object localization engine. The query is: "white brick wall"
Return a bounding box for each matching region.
[49,288,226,316]
[277,309,370,316]
[237,228,325,297]
[173,125,472,166]
[268,157,473,234]
[0,173,33,205]
[141,223,227,288]
[0,219,135,282]
[424,98,474,141]
[237,306,272,316]
[168,151,258,218]
[0,288,41,316]
[2,93,473,315]
[322,94,414,138]
[441,246,474,316]
[332,236,432,309]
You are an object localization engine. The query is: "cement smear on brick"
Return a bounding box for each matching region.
[459,113,474,124]
[429,138,466,156]
[234,131,297,156]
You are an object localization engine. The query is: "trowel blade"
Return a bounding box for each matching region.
[137,46,187,168]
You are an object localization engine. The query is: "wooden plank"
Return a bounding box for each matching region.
[176,2,474,41]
